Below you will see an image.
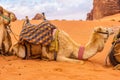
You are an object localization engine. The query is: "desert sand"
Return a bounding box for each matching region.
[0,14,120,80]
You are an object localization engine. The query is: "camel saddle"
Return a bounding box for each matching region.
[19,21,56,46]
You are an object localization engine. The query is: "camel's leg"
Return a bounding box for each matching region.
[42,47,54,60]
[0,29,4,54]
[57,56,84,64]
[3,31,12,55]
[18,45,26,58]
[0,29,4,48]
[113,64,120,70]
[42,47,50,59]
[3,40,12,55]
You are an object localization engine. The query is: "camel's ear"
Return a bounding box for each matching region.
[94,27,102,32]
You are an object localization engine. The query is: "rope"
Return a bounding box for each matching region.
[8,25,18,41]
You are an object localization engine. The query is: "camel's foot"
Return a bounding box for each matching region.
[4,52,13,56]
[0,49,11,56]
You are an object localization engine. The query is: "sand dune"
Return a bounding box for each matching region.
[0,18,120,80]
[100,13,120,22]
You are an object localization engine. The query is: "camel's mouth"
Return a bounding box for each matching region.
[105,27,114,35]
[94,27,114,43]
[94,27,114,35]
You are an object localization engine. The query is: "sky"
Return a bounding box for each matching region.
[0,0,93,20]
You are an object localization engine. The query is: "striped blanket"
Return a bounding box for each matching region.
[19,21,56,46]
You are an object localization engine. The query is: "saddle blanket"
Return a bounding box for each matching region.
[19,21,56,46]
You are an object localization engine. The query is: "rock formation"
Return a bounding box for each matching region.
[87,0,120,20]
[32,13,44,20]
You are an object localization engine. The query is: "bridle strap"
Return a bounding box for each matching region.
[97,31,109,38]
[0,14,11,22]
[97,31,108,34]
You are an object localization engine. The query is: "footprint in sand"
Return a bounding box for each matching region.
[53,68,63,72]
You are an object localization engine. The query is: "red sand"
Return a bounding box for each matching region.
[0,19,120,80]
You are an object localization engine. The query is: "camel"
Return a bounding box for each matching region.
[109,29,120,70]
[11,26,114,63]
[0,6,17,55]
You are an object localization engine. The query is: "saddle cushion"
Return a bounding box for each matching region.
[19,21,56,46]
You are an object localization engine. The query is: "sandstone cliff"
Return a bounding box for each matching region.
[87,0,120,20]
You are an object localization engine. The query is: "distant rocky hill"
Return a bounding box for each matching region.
[87,0,120,20]
[32,13,44,20]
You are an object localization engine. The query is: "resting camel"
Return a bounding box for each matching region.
[0,6,17,55]
[11,26,114,63]
[108,29,120,70]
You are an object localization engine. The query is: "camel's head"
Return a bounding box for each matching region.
[0,6,17,24]
[3,12,17,25]
[94,26,114,42]
[10,42,26,58]
[94,26,114,35]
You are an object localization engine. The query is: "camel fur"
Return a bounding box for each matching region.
[50,27,113,62]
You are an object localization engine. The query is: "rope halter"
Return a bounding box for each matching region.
[0,14,11,22]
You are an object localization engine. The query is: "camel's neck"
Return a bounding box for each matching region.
[0,24,5,28]
[59,30,107,60]
[72,33,105,60]
[0,24,6,31]
[82,34,105,59]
